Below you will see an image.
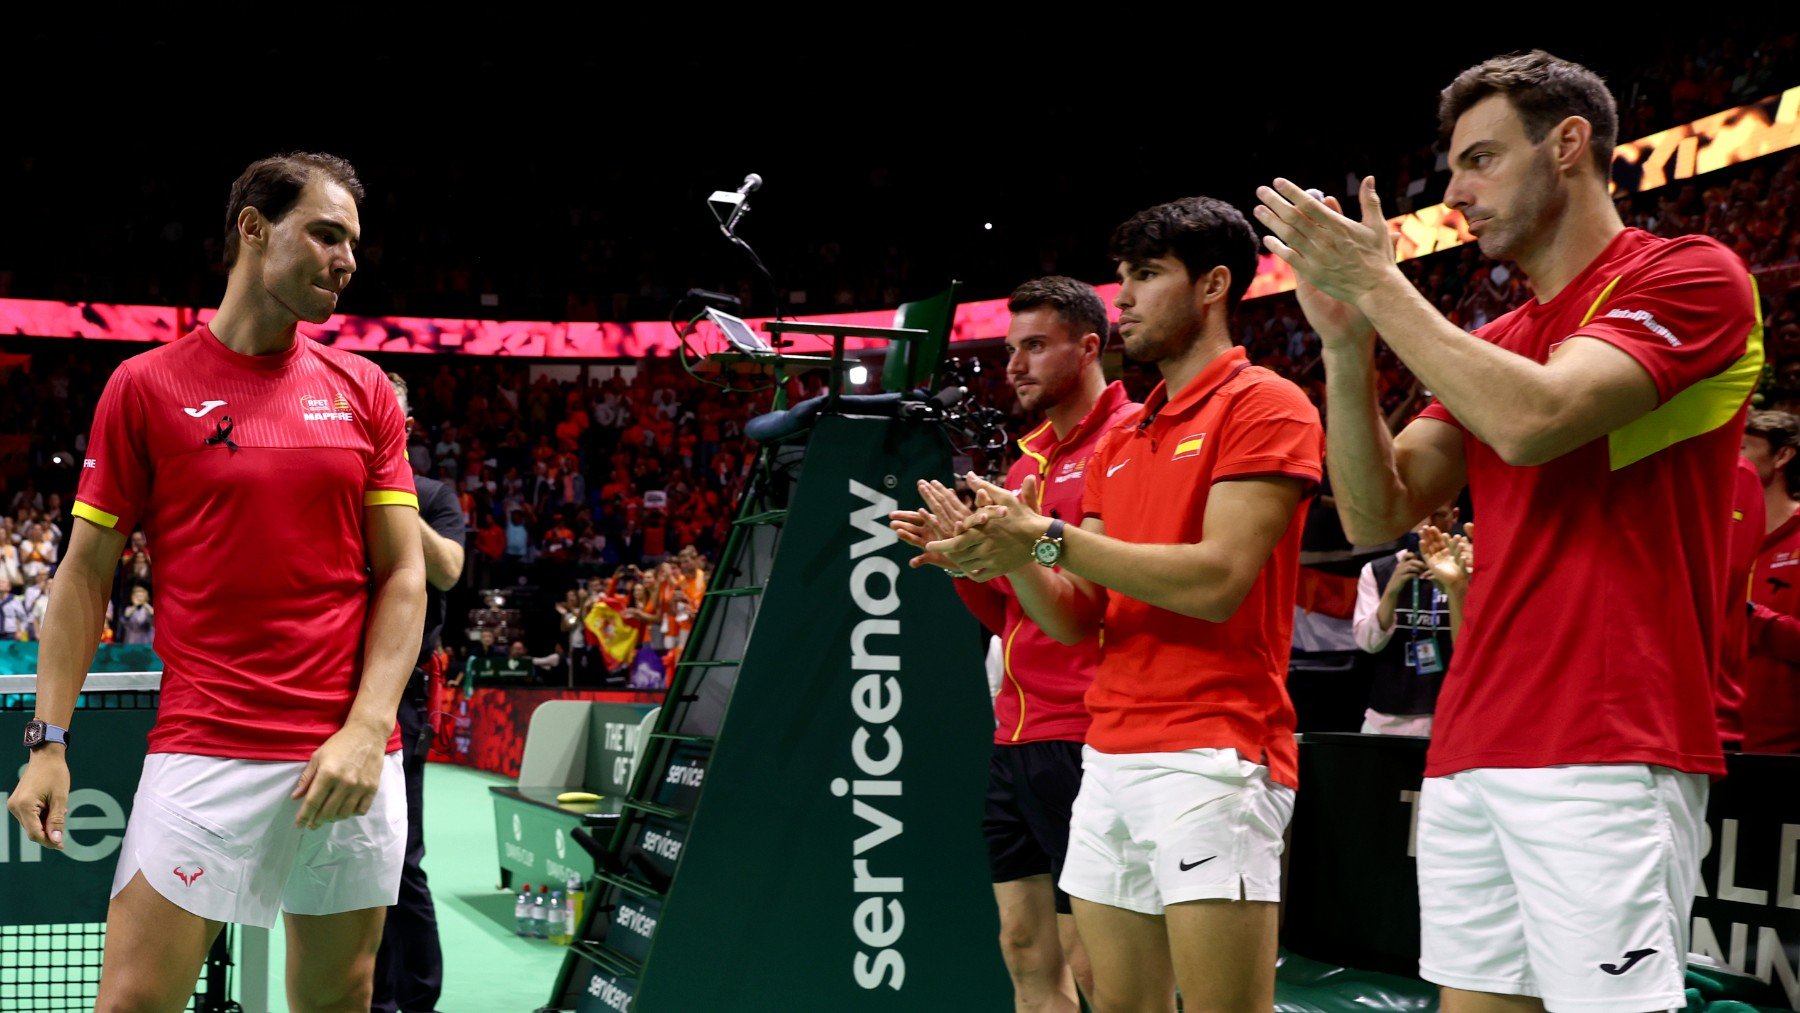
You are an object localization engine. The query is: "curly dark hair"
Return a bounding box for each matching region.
[223,152,365,269]
[1108,196,1259,309]
[1006,276,1110,343]
[1438,51,1618,177]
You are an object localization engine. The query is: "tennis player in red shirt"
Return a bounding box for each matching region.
[893,276,1136,1010]
[933,198,1322,1011]
[1257,52,1760,1012]
[6,153,426,1011]
[1743,410,1800,753]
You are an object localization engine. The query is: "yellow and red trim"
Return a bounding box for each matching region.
[72,501,122,530]
[1003,621,1027,742]
[364,490,420,509]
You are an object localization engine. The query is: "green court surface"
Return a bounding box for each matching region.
[257,762,565,1013]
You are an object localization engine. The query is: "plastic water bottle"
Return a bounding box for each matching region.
[531,884,549,938]
[547,890,567,945]
[565,874,585,936]
[514,883,533,936]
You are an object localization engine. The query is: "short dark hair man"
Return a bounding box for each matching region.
[933,197,1322,1010]
[893,275,1136,1010]
[8,152,427,1010]
[1259,51,1760,1011]
[1743,410,1800,754]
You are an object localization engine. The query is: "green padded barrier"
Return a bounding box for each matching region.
[1273,951,1797,1012]
[1274,951,1436,1011]
[1683,962,1794,1011]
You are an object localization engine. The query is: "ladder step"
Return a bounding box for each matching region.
[704,585,763,598]
[676,659,739,670]
[623,799,690,821]
[571,940,642,978]
[591,869,663,902]
[649,732,715,747]
[733,510,788,526]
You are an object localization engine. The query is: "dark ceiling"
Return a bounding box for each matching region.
[1,22,1768,320]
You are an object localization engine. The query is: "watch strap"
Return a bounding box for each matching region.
[24,720,70,749]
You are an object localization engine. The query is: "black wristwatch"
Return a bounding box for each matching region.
[23,720,70,751]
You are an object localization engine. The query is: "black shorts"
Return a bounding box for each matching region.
[984,739,1084,914]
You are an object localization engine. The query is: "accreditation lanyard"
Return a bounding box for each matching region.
[1403,578,1446,677]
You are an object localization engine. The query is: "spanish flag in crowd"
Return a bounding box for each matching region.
[584,595,640,671]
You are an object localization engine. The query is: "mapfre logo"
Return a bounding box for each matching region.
[300,393,353,422]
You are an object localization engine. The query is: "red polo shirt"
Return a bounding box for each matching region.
[1749,509,1800,753]
[955,382,1139,744]
[1417,230,1757,778]
[75,326,415,760]
[1079,347,1322,787]
[1717,456,1765,745]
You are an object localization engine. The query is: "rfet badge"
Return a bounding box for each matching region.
[1172,432,1206,461]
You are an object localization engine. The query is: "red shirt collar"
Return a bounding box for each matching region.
[196,323,307,372]
[1018,381,1133,459]
[1140,346,1250,423]
[1765,507,1800,554]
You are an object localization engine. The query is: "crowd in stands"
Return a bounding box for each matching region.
[2,29,1798,700]
[405,360,759,578]
[0,483,155,646]
[9,131,1800,679]
[7,134,1799,682]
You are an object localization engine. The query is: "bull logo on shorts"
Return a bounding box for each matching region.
[173,866,205,887]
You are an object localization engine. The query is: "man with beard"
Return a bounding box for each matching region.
[1258,51,1760,1012]
[893,276,1135,1010]
[932,200,1322,1010]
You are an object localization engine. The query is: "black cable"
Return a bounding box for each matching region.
[667,305,780,398]
[726,232,784,327]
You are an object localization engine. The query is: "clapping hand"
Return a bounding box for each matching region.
[1418,523,1474,594]
[925,474,1045,581]
[889,479,979,573]
[1254,177,1398,306]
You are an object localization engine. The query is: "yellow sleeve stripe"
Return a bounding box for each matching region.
[364,490,420,509]
[1579,275,1626,327]
[73,501,123,530]
[1605,275,1764,471]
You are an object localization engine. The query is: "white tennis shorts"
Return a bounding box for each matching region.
[111,751,406,928]
[1058,746,1293,914]
[1417,764,1706,1012]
